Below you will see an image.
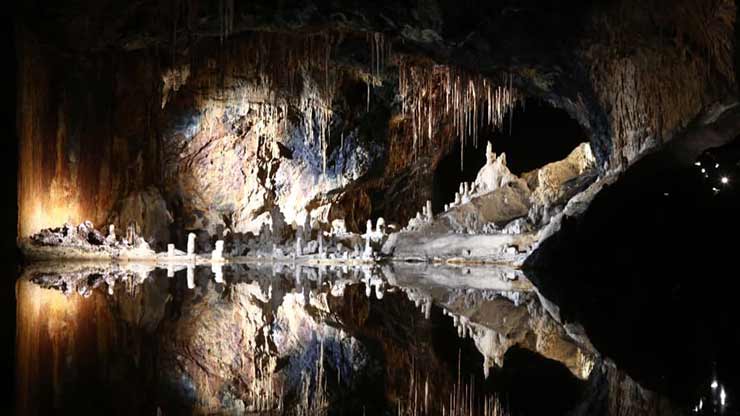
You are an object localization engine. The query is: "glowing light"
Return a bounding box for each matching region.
[24,201,81,238]
[720,387,727,406]
[711,380,718,389]
[715,163,720,168]
[721,176,729,184]
[699,398,703,410]
[695,161,702,166]
[701,168,706,173]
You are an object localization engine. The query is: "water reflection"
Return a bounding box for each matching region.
[14,262,673,415]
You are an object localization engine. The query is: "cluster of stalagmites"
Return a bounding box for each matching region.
[403,141,527,234]
[30,221,153,252]
[26,139,595,263]
[402,140,596,237]
[27,208,392,262]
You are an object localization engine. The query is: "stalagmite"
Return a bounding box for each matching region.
[296,237,303,256]
[376,217,386,234]
[454,192,461,205]
[106,224,117,245]
[366,219,373,236]
[187,233,196,256]
[318,232,324,256]
[425,200,433,222]
[126,222,137,244]
[474,142,518,194]
[212,240,224,261]
[168,243,175,258]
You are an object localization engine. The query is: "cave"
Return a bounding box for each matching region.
[6,1,740,415]
[432,100,588,213]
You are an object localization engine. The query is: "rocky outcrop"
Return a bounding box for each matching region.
[108,187,173,250]
[21,221,156,261]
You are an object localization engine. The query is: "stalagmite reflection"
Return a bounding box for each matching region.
[14,262,619,415]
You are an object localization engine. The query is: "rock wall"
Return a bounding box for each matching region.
[16,27,162,239]
[16,0,738,245]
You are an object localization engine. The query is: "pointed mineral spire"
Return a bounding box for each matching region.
[187,233,196,256]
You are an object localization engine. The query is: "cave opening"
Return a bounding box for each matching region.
[432,100,589,213]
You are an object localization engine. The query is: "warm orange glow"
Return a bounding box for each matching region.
[23,200,81,238]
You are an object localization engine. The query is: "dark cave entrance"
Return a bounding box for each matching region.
[432,100,588,213]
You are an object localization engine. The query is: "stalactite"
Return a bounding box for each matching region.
[398,58,520,169]
[365,32,390,114]
[220,0,234,43]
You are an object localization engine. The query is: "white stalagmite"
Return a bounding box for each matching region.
[376,217,386,234]
[366,219,373,236]
[108,224,115,238]
[454,192,461,205]
[296,237,303,256]
[187,233,196,256]
[444,203,449,211]
[425,200,433,222]
[474,141,518,194]
[212,240,224,261]
[168,243,175,258]
[318,232,324,256]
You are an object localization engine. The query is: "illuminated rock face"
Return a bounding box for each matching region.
[15,0,737,245]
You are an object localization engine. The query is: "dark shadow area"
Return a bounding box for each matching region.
[491,100,587,174]
[494,346,585,416]
[432,100,587,212]
[525,135,740,413]
[432,139,487,213]
[2,9,19,416]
